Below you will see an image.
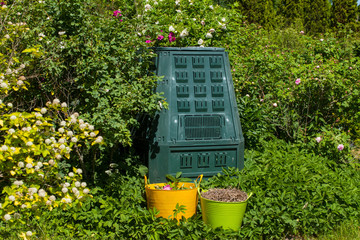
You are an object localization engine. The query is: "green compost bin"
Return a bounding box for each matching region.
[148,47,244,183]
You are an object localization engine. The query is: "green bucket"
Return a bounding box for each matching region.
[199,191,252,231]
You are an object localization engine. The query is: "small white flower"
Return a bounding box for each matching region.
[28,187,38,194]
[206,33,213,39]
[5,34,10,39]
[26,231,32,237]
[58,138,65,144]
[4,214,11,221]
[39,33,45,38]
[90,132,97,137]
[76,169,83,174]
[75,181,81,187]
[9,129,15,134]
[95,136,103,143]
[68,172,74,177]
[273,103,278,107]
[175,0,180,5]
[34,166,40,171]
[21,204,27,208]
[18,162,24,168]
[60,121,66,126]
[66,131,73,137]
[49,159,55,165]
[61,102,67,108]
[62,187,68,193]
[1,145,8,151]
[26,141,33,147]
[58,31,66,35]
[79,124,87,129]
[64,182,70,188]
[78,119,84,124]
[37,162,43,168]
[14,180,23,186]
[59,144,66,150]
[176,9,181,13]
[45,139,52,145]
[10,115,17,120]
[320,39,323,42]
[55,154,62,160]
[26,163,33,169]
[8,195,15,201]
[46,200,52,205]
[36,120,42,125]
[10,147,15,152]
[209,28,215,33]
[169,25,175,32]
[53,98,60,105]
[221,17,226,22]
[35,112,42,118]
[144,4,152,11]
[83,188,90,194]
[72,187,78,193]
[71,137,78,143]
[40,108,47,114]
[209,5,214,10]
[180,29,189,38]
[38,189,46,197]
[1,82,8,89]
[49,195,56,201]
[58,127,65,133]
[198,39,204,45]
[88,125,94,131]
[6,69,12,74]
[81,182,87,188]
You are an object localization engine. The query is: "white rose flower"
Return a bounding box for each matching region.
[10,147,16,152]
[58,128,65,133]
[75,181,81,187]
[37,162,43,168]
[26,163,33,169]
[28,188,38,194]
[180,29,189,38]
[58,31,66,35]
[71,137,78,143]
[35,112,42,118]
[78,119,84,124]
[81,182,87,188]
[221,17,226,22]
[8,129,15,134]
[58,138,65,144]
[79,124,86,129]
[273,103,278,107]
[17,80,24,86]
[1,145,8,151]
[209,28,215,33]
[72,187,78,193]
[62,187,68,193]
[49,159,55,165]
[209,5,214,9]
[61,102,67,108]
[34,166,40,171]
[49,195,56,201]
[83,188,90,194]
[21,204,27,208]
[26,231,32,237]
[40,108,47,114]
[76,169,83,174]
[10,115,16,120]
[64,182,70,188]
[36,120,42,125]
[68,172,74,177]
[46,200,52,205]
[67,131,73,137]
[26,141,33,147]
[55,154,62,160]
[95,136,103,143]
[9,195,15,201]
[45,139,52,145]
[5,34,10,39]
[18,162,24,168]
[59,144,66,150]
[60,121,66,126]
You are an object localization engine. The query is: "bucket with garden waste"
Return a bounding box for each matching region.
[199,188,252,231]
[145,173,203,220]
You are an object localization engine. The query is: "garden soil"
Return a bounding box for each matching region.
[201,188,247,202]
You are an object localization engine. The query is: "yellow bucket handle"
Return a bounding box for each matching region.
[195,174,203,188]
[144,175,148,186]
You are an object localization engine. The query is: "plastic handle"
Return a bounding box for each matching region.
[144,175,148,186]
[195,174,203,188]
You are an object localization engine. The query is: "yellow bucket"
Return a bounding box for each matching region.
[145,175,203,220]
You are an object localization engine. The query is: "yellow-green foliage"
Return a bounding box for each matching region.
[0,5,103,238]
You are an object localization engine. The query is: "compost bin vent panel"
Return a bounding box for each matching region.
[184,115,222,140]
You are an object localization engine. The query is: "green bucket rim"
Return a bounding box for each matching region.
[199,190,253,204]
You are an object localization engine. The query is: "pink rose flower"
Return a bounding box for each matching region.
[163,185,172,190]
[337,144,344,151]
[113,10,122,17]
[315,137,321,143]
[295,78,301,85]
[168,32,176,42]
[145,40,152,43]
[157,35,164,41]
